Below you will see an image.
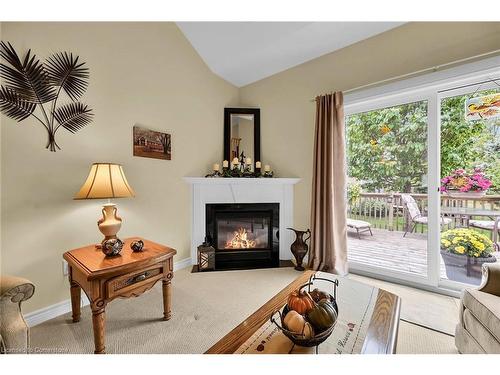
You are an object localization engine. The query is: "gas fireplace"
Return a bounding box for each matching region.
[205,203,279,270]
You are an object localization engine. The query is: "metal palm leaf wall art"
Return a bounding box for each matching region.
[0,41,93,152]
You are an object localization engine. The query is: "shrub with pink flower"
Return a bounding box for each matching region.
[440,168,492,193]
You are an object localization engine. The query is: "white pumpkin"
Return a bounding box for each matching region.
[283,310,314,339]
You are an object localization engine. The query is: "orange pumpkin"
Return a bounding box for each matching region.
[287,289,315,314]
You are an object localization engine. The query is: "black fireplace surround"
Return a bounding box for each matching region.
[205,203,279,270]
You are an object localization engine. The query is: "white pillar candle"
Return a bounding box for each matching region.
[232,157,239,165]
[222,160,229,168]
[245,157,252,165]
[264,165,271,172]
[213,163,220,171]
[255,161,261,169]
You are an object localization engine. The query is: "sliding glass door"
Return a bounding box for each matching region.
[345,98,430,282]
[345,66,500,292]
[438,83,500,287]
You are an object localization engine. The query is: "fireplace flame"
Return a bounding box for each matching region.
[225,227,257,249]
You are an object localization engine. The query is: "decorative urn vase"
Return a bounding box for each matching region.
[98,203,122,241]
[288,228,311,271]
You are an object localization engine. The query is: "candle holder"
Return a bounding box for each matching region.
[231,167,243,177]
[243,165,253,177]
[205,171,221,178]
[205,163,222,177]
[204,161,272,178]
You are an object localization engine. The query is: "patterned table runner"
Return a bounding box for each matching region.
[235,271,378,354]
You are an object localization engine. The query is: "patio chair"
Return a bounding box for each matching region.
[469,219,500,245]
[401,194,452,237]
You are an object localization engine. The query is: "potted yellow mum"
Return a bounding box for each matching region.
[440,228,496,282]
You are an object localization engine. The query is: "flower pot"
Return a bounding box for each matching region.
[445,190,486,199]
[440,250,496,284]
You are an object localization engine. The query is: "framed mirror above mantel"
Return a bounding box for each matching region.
[224,108,260,165]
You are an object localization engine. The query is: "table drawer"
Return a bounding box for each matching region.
[106,265,164,299]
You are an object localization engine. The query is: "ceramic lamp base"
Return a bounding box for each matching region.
[97,203,122,244]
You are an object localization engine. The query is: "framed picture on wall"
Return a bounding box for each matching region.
[133,125,172,160]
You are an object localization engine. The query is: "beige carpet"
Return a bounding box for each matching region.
[30,267,458,354]
[397,321,457,354]
[349,274,460,336]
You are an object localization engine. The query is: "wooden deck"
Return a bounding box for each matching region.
[347,228,500,284]
[347,228,433,277]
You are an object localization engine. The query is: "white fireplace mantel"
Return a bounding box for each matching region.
[184,177,301,265]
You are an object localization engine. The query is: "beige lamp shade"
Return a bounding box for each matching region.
[74,163,135,199]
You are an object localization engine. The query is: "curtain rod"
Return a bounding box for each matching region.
[310,49,500,102]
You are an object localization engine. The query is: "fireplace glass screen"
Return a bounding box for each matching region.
[216,214,270,250]
[206,203,279,269]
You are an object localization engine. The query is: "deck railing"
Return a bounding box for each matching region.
[348,192,500,235]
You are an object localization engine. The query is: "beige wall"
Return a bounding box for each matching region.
[239,22,500,239]
[0,22,239,313]
[1,22,500,314]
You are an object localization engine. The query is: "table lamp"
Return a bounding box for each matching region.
[74,163,135,246]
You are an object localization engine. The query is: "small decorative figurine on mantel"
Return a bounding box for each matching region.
[239,151,246,171]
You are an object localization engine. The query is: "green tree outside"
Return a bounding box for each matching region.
[346,101,428,193]
[346,89,500,194]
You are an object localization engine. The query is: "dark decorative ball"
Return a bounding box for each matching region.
[130,239,144,252]
[101,238,124,257]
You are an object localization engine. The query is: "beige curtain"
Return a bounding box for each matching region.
[308,92,348,275]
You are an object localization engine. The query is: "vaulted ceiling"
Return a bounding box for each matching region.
[177,22,405,87]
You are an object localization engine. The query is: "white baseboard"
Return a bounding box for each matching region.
[173,257,193,272]
[25,257,193,327]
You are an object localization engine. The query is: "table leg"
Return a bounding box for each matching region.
[92,308,106,354]
[162,279,172,321]
[70,282,81,323]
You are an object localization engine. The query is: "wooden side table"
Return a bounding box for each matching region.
[63,237,176,354]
